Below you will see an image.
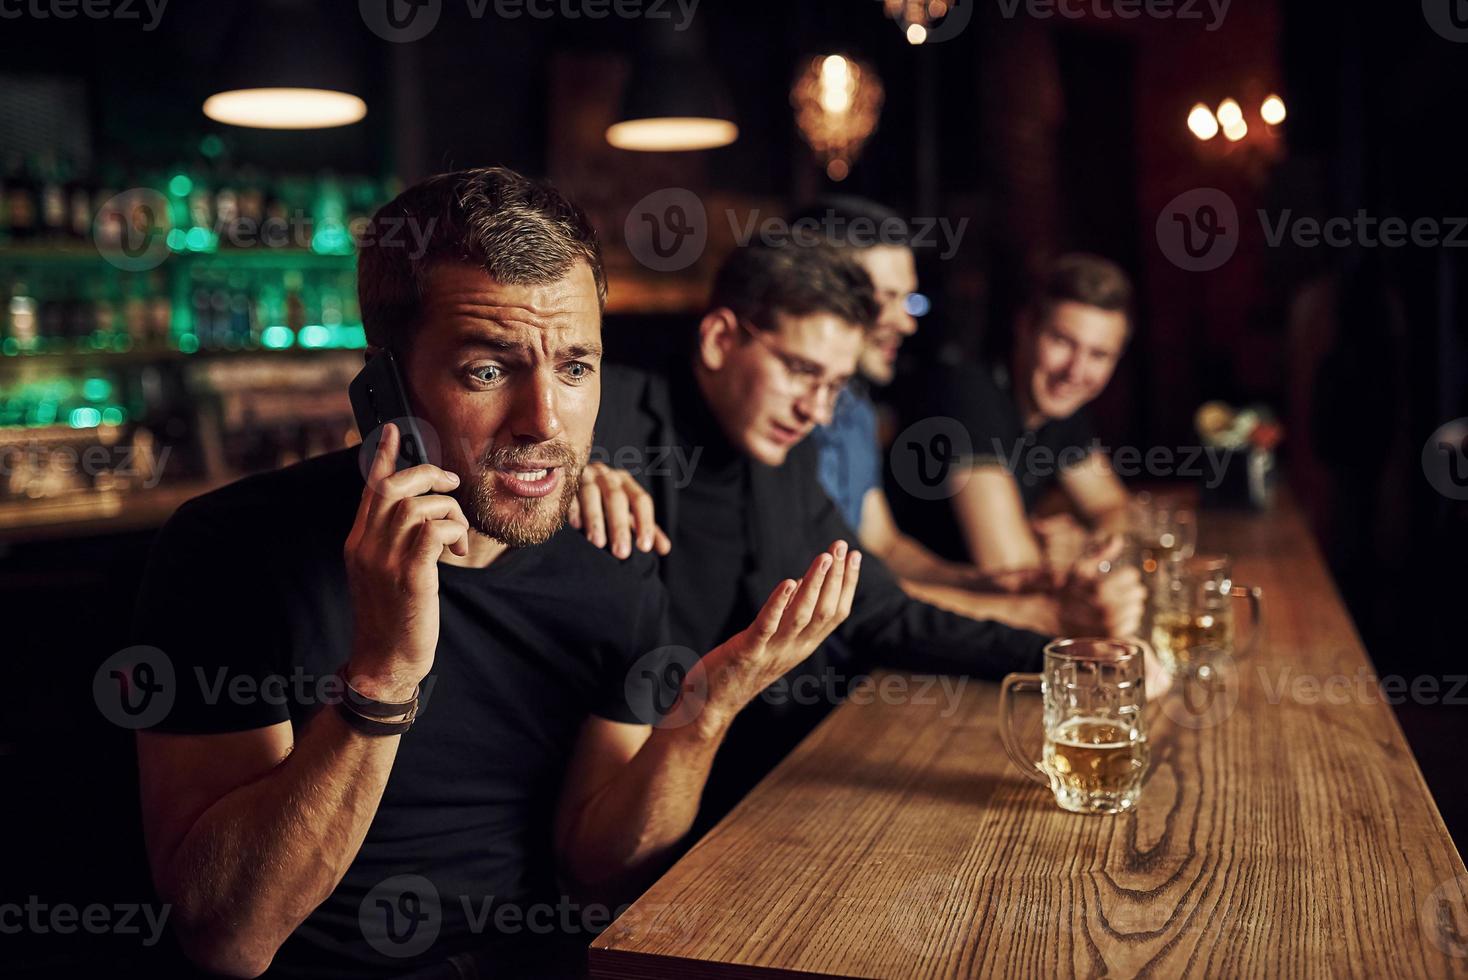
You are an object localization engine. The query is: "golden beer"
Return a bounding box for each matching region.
[1151,607,1234,674]
[1042,716,1149,813]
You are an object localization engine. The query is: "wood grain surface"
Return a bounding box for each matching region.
[590,501,1468,979]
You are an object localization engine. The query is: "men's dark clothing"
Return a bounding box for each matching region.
[595,358,1050,824]
[131,448,670,979]
[891,359,1097,562]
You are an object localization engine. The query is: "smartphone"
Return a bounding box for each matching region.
[349,349,432,473]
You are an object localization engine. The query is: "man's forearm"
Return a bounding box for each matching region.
[158,707,400,974]
[900,579,1061,634]
[558,716,727,899]
[882,534,984,589]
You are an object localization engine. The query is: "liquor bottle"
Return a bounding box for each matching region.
[214,165,240,247]
[38,154,68,241]
[5,154,38,241]
[123,273,148,345]
[6,277,39,350]
[147,268,172,348]
[188,170,217,251]
[66,158,92,241]
[40,273,66,347]
[227,269,251,347]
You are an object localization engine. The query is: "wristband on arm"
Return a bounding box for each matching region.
[335,667,419,736]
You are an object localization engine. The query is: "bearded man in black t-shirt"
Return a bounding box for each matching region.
[128,168,861,979]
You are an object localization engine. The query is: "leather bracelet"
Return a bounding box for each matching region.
[338,667,420,719]
[336,699,415,736]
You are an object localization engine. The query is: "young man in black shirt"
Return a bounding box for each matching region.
[129,169,861,978]
[596,244,1059,825]
[895,254,1137,577]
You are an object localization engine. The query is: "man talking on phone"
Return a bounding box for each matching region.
[129,168,860,978]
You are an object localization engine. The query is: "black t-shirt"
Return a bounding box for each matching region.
[891,360,1096,561]
[661,370,753,654]
[130,448,671,979]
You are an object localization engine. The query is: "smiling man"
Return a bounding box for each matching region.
[130,168,860,979]
[899,253,1136,575]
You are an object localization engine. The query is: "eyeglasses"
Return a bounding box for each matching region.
[737,318,850,407]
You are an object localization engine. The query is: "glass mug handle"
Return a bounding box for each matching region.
[999,673,1049,786]
[1230,584,1264,656]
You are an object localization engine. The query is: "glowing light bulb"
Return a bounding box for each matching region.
[818,56,854,113]
[1216,98,1243,128]
[1223,117,1248,142]
[1187,103,1220,140]
[1260,94,1287,125]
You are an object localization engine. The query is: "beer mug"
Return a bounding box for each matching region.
[1130,503,1197,576]
[999,638,1151,814]
[1150,554,1262,676]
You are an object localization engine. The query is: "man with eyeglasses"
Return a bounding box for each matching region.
[596,243,1053,826]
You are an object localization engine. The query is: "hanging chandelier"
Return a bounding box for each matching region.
[790,54,884,181]
[884,0,951,44]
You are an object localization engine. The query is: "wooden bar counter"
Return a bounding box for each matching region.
[590,500,1468,979]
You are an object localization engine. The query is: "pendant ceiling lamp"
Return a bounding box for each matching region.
[203,0,366,130]
[607,28,737,152]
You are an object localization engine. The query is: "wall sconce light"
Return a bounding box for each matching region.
[1186,93,1287,147]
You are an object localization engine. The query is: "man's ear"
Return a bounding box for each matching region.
[696,308,740,371]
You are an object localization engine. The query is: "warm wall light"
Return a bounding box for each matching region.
[1188,103,1220,140]
[1260,94,1287,125]
[792,54,884,181]
[1216,98,1243,128]
[203,88,367,129]
[606,118,738,152]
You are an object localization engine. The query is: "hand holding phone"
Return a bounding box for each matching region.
[343,421,470,700]
[349,350,433,473]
